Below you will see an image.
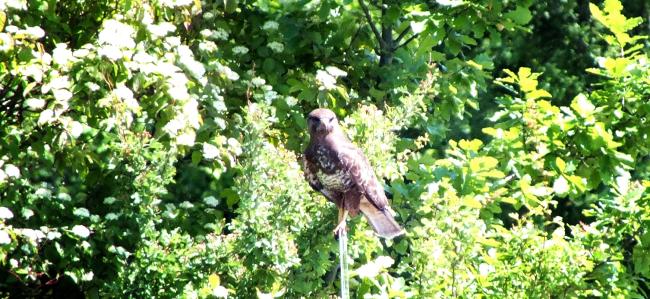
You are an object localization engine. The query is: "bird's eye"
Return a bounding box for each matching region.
[329,117,335,122]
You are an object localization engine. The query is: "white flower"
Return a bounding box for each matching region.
[52,43,74,66]
[73,47,91,58]
[201,28,229,40]
[356,256,394,279]
[25,98,46,111]
[163,119,184,136]
[479,263,495,276]
[47,231,62,240]
[316,70,337,90]
[168,85,190,101]
[169,71,189,86]
[213,286,228,298]
[212,28,229,40]
[98,45,123,61]
[436,0,464,7]
[22,209,34,219]
[0,207,14,219]
[22,64,43,82]
[38,109,54,125]
[204,12,215,20]
[222,66,239,81]
[164,36,182,48]
[20,229,45,242]
[262,21,279,31]
[375,256,394,268]
[325,66,347,78]
[81,272,94,281]
[198,41,218,53]
[0,170,8,183]
[285,96,298,107]
[232,46,249,55]
[180,201,194,209]
[21,26,45,39]
[73,207,90,218]
[103,197,117,204]
[71,225,91,238]
[114,84,139,111]
[177,45,206,80]
[203,143,220,160]
[147,22,176,38]
[0,33,14,52]
[4,164,19,179]
[21,208,34,219]
[251,77,266,87]
[200,29,213,38]
[99,20,135,48]
[183,98,200,128]
[0,230,10,245]
[82,83,98,93]
[47,76,71,91]
[133,52,155,64]
[114,84,133,100]
[69,121,84,138]
[356,261,381,279]
[267,41,284,53]
[160,0,192,8]
[53,89,72,102]
[1,0,27,10]
[203,196,219,207]
[553,176,569,195]
[176,131,196,146]
[34,187,52,198]
[105,213,119,220]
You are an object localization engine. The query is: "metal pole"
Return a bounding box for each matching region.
[338,230,349,299]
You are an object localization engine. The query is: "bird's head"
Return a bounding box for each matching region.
[307,108,339,137]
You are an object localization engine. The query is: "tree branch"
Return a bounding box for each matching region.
[344,26,363,54]
[358,0,384,48]
[395,26,410,45]
[396,33,419,49]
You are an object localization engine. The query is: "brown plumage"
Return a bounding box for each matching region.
[302,108,405,239]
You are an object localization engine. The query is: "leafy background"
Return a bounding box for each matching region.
[0,0,649,297]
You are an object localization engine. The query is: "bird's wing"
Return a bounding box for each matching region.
[338,146,404,239]
[302,153,322,191]
[338,146,388,210]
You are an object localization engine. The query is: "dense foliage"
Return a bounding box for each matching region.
[0,0,649,297]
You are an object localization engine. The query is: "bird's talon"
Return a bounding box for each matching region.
[333,223,347,236]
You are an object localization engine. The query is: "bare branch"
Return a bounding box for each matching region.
[358,0,384,48]
[396,33,419,49]
[395,26,410,45]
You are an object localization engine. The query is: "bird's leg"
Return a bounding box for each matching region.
[333,208,348,236]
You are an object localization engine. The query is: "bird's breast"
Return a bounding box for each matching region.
[316,170,353,191]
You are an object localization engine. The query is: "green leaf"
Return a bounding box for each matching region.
[526,89,552,100]
[570,94,595,118]
[470,156,499,172]
[506,6,532,25]
[461,196,482,209]
[555,157,566,172]
[459,139,483,152]
[477,237,500,247]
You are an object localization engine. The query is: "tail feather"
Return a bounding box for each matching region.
[359,199,405,239]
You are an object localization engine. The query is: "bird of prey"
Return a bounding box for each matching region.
[302,108,405,239]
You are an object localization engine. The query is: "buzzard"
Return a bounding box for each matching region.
[302,108,405,239]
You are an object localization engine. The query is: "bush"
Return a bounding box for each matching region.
[0,0,648,297]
